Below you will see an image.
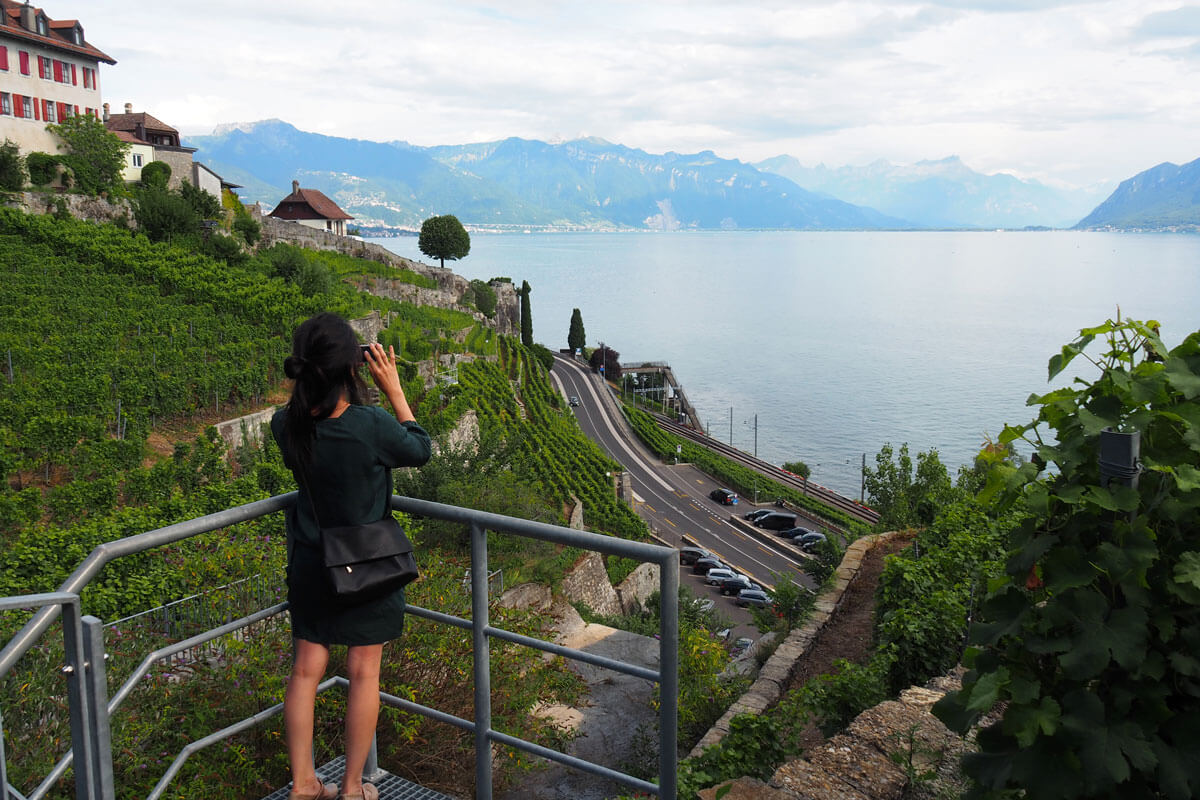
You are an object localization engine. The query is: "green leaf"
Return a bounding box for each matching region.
[1049,334,1095,380]
[966,667,1010,712]
[1076,407,1113,436]
[1164,357,1200,399]
[1004,696,1061,747]
[1172,552,1200,602]
[1171,464,1200,492]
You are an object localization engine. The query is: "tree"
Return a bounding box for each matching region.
[863,442,957,530]
[139,160,171,189]
[0,139,24,191]
[568,308,586,352]
[468,279,496,317]
[589,344,621,381]
[418,214,470,268]
[519,280,533,347]
[934,317,1200,800]
[47,113,129,195]
[782,460,810,479]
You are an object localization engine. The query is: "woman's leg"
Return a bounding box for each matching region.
[341,643,384,796]
[286,638,331,793]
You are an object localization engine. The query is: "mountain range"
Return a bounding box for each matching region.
[1074,157,1200,231]
[185,120,1196,233]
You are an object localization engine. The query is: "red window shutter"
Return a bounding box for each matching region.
[12,94,21,118]
[58,102,67,121]
[73,104,79,116]
[83,67,90,88]
[0,47,8,71]
[53,60,61,82]
[71,64,77,84]
[33,98,40,120]
[19,51,30,75]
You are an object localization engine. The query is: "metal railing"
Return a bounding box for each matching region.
[0,493,678,800]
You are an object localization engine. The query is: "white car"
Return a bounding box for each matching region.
[705,567,739,585]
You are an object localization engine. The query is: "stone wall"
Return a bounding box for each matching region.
[690,532,905,756]
[215,407,276,454]
[7,191,132,224]
[560,551,624,617]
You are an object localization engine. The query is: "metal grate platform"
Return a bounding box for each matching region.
[261,756,458,800]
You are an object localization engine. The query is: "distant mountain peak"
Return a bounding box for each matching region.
[209,119,292,136]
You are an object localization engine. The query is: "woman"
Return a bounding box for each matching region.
[271,313,432,800]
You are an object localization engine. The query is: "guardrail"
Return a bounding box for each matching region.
[0,493,679,800]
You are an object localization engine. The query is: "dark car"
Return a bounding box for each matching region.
[568,396,580,407]
[719,575,762,596]
[753,512,798,531]
[777,526,817,538]
[679,546,712,565]
[709,488,739,505]
[743,508,774,522]
[736,588,771,608]
[692,555,727,575]
[791,531,827,550]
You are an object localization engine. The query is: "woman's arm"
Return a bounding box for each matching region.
[363,343,415,424]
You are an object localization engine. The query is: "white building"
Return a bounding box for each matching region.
[0,0,115,154]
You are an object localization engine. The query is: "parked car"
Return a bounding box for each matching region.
[736,588,771,608]
[692,556,727,575]
[692,597,715,613]
[719,575,762,596]
[679,546,712,565]
[709,488,739,505]
[777,526,817,538]
[791,531,827,550]
[743,508,774,522]
[753,511,798,531]
[705,567,740,586]
[568,396,580,407]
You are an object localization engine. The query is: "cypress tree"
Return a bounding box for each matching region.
[520,280,533,347]
[568,308,586,352]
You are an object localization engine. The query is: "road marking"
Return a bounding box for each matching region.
[642,502,656,512]
[665,519,677,527]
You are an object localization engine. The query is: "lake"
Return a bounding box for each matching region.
[367,231,1200,498]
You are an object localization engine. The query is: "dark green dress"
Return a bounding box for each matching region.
[271,405,432,645]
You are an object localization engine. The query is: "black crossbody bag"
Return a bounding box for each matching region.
[300,471,419,604]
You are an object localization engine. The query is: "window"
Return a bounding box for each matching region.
[36,15,48,36]
[132,154,143,167]
[22,96,32,118]
[19,51,30,76]
[0,93,9,116]
[43,100,55,123]
[39,56,51,80]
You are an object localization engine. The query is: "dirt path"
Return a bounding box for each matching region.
[784,532,914,751]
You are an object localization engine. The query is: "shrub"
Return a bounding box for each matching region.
[0,139,24,191]
[469,278,496,317]
[26,152,61,186]
[139,160,171,188]
[133,185,198,242]
[935,316,1200,800]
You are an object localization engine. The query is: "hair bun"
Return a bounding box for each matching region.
[283,355,306,380]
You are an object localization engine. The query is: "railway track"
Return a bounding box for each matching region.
[655,415,881,527]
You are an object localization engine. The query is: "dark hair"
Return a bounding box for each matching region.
[282,312,367,467]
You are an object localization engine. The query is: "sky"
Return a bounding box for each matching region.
[45,0,1200,191]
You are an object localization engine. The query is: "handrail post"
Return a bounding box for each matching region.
[659,558,679,800]
[62,599,98,799]
[470,521,492,800]
[82,616,115,799]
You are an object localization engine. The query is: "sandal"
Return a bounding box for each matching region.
[287,782,338,800]
[339,783,378,800]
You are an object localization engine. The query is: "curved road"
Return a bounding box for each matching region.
[550,355,814,632]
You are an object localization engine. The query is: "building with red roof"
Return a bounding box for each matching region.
[0,0,116,154]
[269,180,354,236]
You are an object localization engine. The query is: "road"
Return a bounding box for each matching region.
[551,354,816,636]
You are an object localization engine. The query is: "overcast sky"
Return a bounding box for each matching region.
[48,0,1200,190]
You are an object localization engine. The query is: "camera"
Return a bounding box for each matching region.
[359,344,373,363]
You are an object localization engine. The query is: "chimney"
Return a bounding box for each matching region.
[20,2,36,32]
[124,103,133,115]
[292,180,300,194]
[102,103,110,121]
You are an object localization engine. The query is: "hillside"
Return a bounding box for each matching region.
[186,120,910,232]
[1073,156,1200,231]
[756,154,1103,230]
